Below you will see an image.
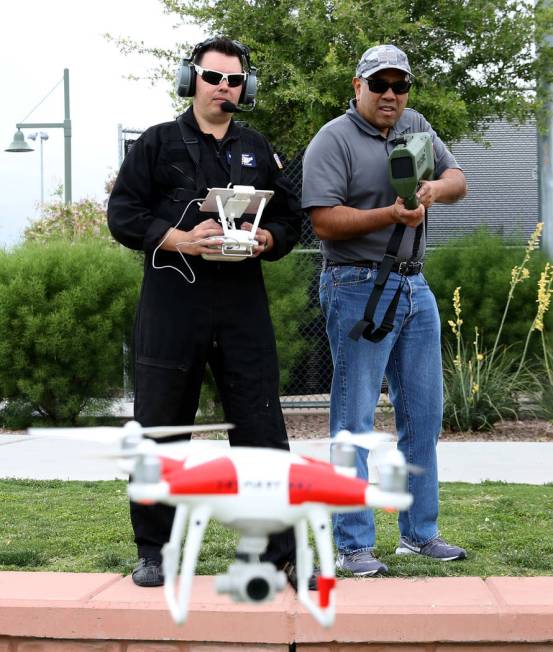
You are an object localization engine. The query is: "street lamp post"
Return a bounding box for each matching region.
[27,132,49,204]
[5,68,72,204]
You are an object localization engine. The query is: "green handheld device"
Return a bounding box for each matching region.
[387,133,434,210]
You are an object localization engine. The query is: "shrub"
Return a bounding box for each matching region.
[425,227,552,358]
[0,241,142,425]
[24,197,113,244]
[263,253,315,390]
[440,225,551,431]
[442,291,533,431]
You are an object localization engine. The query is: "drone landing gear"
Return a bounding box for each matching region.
[163,503,212,624]
[295,508,336,628]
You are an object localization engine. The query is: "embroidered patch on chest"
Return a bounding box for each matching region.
[226,151,257,167]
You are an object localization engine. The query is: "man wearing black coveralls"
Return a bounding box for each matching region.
[108,37,303,587]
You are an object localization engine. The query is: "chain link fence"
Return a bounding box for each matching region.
[280,153,332,408]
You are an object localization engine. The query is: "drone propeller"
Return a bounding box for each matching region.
[373,448,423,474]
[334,429,394,450]
[94,438,223,461]
[306,430,394,451]
[27,420,234,444]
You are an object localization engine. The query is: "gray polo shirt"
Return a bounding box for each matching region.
[302,100,461,263]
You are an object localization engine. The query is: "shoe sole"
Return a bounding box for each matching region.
[395,547,464,561]
[336,565,388,576]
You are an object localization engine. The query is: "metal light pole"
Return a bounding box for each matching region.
[27,132,49,204]
[5,69,72,204]
[538,1,553,259]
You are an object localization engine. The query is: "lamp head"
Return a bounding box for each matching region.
[28,132,49,142]
[5,129,34,153]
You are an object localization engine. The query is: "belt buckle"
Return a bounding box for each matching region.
[398,260,423,275]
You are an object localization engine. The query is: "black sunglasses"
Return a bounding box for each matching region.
[364,78,412,95]
[194,64,246,88]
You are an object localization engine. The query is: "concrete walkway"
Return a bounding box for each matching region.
[1,433,552,484]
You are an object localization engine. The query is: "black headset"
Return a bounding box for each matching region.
[175,37,257,105]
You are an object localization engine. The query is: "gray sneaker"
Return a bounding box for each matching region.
[336,550,388,576]
[395,536,466,561]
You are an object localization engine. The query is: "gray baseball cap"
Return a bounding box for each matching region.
[356,44,413,79]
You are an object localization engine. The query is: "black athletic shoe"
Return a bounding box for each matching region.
[281,561,319,591]
[132,557,164,587]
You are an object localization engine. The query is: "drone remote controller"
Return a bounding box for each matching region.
[199,185,273,261]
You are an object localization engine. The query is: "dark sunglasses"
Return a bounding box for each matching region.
[194,64,246,88]
[364,78,412,95]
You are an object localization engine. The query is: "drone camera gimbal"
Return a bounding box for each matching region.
[216,561,287,603]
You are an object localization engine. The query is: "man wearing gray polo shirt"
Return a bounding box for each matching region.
[302,44,467,576]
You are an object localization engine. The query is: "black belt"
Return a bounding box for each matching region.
[325,259,423,276]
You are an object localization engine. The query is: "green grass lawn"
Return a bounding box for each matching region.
[0,480,552,577]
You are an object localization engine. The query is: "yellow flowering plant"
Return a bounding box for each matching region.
[443,287,528,431]
[443,223,547,431]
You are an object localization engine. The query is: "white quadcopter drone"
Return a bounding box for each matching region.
[199,185,273,260]
[27,421,418,629]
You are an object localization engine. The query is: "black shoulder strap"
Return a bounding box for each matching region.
[348,223,406,342]
[176,114,207,192]
[348,213,427,343]
[229,136,242,186]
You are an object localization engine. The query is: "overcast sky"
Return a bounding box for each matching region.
[0,0,205,247]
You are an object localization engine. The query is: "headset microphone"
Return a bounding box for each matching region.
[221,100,256,113]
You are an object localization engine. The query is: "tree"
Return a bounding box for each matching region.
[111,0,553,155]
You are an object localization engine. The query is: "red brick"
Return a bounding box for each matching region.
[127,644,184,652]
[188,646,288,651]
[17,641,122,652]
[436,645,553,651]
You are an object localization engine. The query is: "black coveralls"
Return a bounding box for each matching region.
[107,108,302,566]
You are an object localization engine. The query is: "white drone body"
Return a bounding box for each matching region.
[199,185,274,261]
[27,422,416,629]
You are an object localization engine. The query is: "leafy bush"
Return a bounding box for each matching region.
[0,241,142,425]
[443,332,533,432]
[263,253,315,390]
[24,198,113,244]
[440,225,551,431]
[425,227,552,358]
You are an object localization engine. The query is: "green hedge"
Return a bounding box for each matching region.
[0,238,313,425]
[424,228,552,357]
[0,241,142,426]
[263,253,315,391]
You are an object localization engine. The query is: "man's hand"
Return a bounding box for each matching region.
[416,180,438,209]
[160,218,225,256]
[391,197,425,228]
[241,222,273,256]
[417,169,467,207]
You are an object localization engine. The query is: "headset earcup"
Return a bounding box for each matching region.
[175,60,196,98]
[239,67,257,105]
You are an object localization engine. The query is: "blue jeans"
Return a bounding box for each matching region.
[320,265,442,553]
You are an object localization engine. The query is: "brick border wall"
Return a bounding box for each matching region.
[0,573,552,649]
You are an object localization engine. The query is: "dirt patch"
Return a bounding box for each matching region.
[3,414,552,442]
[283,411,553,442]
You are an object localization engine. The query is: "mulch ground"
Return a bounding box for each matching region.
[284,412,553,442]
[2,414,552,442]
